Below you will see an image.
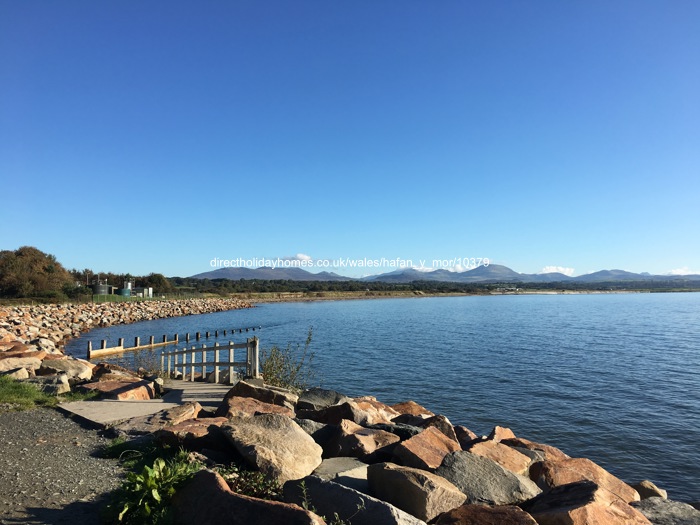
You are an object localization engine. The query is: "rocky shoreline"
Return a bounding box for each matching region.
[0,298,252,402]
[114,381,699,525]
[1,299,700,524]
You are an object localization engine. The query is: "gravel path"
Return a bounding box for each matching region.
[0,407,124,525]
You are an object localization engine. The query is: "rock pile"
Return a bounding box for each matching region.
[108,379,698,525]
[0,298,252,400]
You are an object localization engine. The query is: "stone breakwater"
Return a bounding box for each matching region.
[0,299,252,398]
[112,382,700,525]
[0,298,253,350]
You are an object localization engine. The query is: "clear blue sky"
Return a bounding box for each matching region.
[1,1,698,278]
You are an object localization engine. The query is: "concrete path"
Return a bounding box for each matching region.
[58,380,232,427]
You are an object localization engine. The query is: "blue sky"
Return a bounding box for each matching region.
[1,1,698,278]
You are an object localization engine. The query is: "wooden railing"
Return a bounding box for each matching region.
[160,337,260,384]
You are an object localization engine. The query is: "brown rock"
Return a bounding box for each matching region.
[301,399,400,426]
[223,380,298,410]
[215,396,295,419]
[521,480,651,525]
[435,504,538,525]
[368,462,467,522]
[535,457,640,503]
[156,417,228,448]
[487,425,516,442]
[0,346,47,360]
[466,440,531,476]
[79,379,156,400]
[390,400,434,417]
[113,401,203,435]
[632,479,668,500]
[393,426,461,470]
[420,414,458,442]
[501,437,570,462]
[172,469,326,525]
[327,419,401,460]
[454,426,478,449]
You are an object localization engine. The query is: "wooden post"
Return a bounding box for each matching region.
[167,351,172,377]
[252,336,260,378]
[118,337,124,348]
[201,344,207,381]
[160,352,164,373]
[87,340,92,359]
[135,336,140,348]
[162,335,167,343]
[196,332,200,341]
[101,340,107,349]
[174,334,179,344]
[182,351,187,381]
[190,346,196,382]
[223,330,227,336]
[206,331,210,339]
[214,343,220,384]
[149,335,155,346]
[186,333,190,343]
[228,342,234,385]
[215,330,218,337]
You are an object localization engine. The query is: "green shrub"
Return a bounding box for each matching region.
[216,464,282,501]
[109,451,202,524]
[260,327,315,393]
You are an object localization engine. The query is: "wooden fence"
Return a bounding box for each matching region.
[160,337,260,384]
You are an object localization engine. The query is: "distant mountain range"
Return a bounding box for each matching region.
[190,264,700,283]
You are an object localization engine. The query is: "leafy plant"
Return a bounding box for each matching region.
[110,451,202,524]
[261,327,315,393]
[0,375,97,411]
[216,464,282,501]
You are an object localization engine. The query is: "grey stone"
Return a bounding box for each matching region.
[220,414,322,483]
[368,462,467,522]
[284,476,427,525]
[631,497,700,525]
[313,457,369,492]
[0,357,42,373]
[298,387,350,411]
[435,451,541,505]
[368,423,423,441]
[26,373,71,395]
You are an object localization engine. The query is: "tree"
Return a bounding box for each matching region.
[0,246,74,298]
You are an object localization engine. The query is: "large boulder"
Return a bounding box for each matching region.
[78,379,156,400]
[326,419,401,461]
[172,469,326,525]
[434,504,538,525]
[0,367,30,380]
[533,457,640,503]
[453,426,478,449]
[0,356,42,373]
[220,414,322,483]
[216,396,295,419]
[299,398,400,426]
[297,387,350,411]
[487,425,516,442]
[393,426,461,470]
[521,480,651,525]
[284,475,426,525]
[435,451,541,505]
[631,497,700,525]
[113,401,203,436]
[368,462,466,522]
[465,440,531,476]
[39,358,93,381]
[26,373,70,395]
[155,417,229,449]
[223,380,298,410]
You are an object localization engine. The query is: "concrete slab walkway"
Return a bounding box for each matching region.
[58,380,232,427]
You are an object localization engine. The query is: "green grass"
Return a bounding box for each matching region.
[0,375,99,411]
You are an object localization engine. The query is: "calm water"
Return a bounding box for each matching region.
[66,293,700,501]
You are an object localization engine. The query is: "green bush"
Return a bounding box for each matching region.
[109,451,202,524]
[260,327,315,393]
